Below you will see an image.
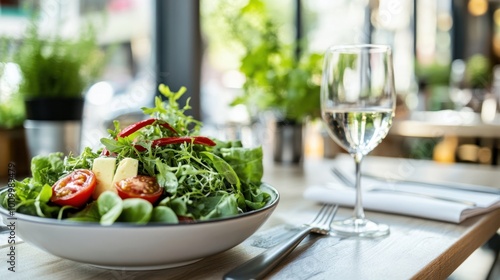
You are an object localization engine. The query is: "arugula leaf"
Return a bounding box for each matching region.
[64,147,99,170]
[198,194,239,220]
[201,151,240,191]
[142,85,202,134]
[31,153,65,185]
[100,138,121,153]
[155,159,178,194]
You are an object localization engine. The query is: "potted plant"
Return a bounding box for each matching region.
[2,19,104,158]
[236,48,322,163]
[0,35,29,179]
[220,0,323,163]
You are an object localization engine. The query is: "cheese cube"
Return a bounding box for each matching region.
[92,157,117,199]
[112,157,139,185]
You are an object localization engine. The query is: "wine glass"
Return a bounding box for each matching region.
[321,44,396,237]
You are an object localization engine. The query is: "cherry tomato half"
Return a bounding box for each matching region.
[51,169,97,207]
[115,175,163,204]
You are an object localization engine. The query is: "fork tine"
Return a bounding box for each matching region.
[325,204,339,227]
[311,204,329,224]
[310,204,339,230]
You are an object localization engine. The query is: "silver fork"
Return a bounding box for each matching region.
[331,167,477,206]
[223,204,339,280]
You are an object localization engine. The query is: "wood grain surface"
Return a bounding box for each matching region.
[1,155,499,280]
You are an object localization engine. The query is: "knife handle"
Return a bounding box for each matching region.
[223,226,312,280]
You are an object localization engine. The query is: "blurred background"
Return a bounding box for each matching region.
[0,0,500,170]
[1,0,500,278]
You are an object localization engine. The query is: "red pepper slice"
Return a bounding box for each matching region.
[133,136,216,152]
[152,136,216,147]
[101,148,111,156]
[118,118,177,137]
[102,119,176,155]
[133,145,147,152]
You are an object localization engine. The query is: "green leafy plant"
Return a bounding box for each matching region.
[465,54,491,89]
[0,94,24,129]
[415,61,450,86]
[415,54,492,89]
[215,0,323,123]
[3,20,104,100]
[0,36,25,129]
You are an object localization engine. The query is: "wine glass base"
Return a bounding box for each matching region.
[329,218,390,238]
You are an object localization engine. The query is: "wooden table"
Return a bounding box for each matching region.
[1,154,500,279]
[389,110,500,165]
[390,110,500,138]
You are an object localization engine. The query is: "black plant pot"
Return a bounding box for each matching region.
[24,97,84,121]
[23,97,84,157]
[273,119,304,164]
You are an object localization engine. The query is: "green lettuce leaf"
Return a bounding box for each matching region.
[219,146,263,184]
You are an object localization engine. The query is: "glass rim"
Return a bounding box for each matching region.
[326,44,391,54]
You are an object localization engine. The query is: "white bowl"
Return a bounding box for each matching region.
[0,183,279,270]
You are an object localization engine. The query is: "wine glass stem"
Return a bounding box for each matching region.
[353,153,365,220]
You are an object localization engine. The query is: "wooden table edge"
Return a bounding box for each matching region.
[412,208,500,279]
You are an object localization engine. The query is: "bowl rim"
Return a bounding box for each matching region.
[0,182,279,228]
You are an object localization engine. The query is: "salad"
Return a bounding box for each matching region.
[1,84,269,225]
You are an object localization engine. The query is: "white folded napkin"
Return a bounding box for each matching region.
[303,168,500,223]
